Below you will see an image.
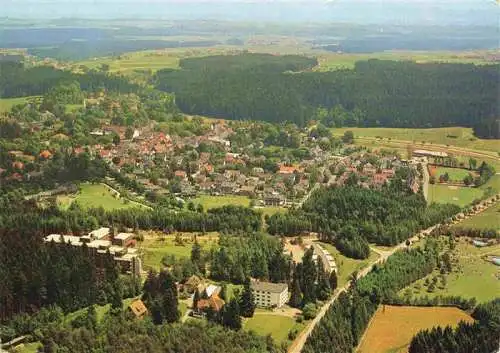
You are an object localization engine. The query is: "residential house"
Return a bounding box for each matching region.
[264,191,286,206]
[250,280,288,308]
[128,299,148,320]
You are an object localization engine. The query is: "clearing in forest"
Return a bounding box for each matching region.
[357,305,473,353]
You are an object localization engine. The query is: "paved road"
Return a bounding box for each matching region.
[421,160,430,202]
[287,196,500,353]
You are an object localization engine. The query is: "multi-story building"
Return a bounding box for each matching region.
[250,280,288,308]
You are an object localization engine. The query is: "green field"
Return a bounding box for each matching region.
[244,314,299,344]
[16,342,42,353]
[402,239,500,303]
[57,183,143,211]
[0,96,37,113]
[433,167,473,182]
[139,232,218,270]
[332,127,500,154]
[428,184,483,207]
[455,203,500,230]
[192,195,251,209]
[315,50,499,72]
[318,242,379,287]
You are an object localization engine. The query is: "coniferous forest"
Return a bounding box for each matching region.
[155,54,500,138]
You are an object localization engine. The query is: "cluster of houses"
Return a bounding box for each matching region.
[71,121,323,206]
[43,227,142,276]
[330,154,420,193]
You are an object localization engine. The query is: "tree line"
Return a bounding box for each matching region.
[154,54,499,138]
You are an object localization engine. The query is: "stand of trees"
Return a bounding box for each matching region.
[209,233,291,284]
[267,186,459,258]
[155,54,499,138]
[409,299,500,353]
[0,228,123,321]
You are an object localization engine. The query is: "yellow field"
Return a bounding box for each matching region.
[358,305,474,353]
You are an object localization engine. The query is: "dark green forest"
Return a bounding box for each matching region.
[267,185,460,258]
[155,54,500,138]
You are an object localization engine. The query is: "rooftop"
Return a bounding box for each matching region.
[250,280,288,294]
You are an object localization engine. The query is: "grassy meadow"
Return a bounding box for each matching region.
[57,183,143,211]
[403,239,500,303]
[138,232,219,270]
[358,305,474,353]
[192,195,251,209]
[455,202,500,230]
[244,314,303,344]
[0,96,37,113]
[318,242,379,287]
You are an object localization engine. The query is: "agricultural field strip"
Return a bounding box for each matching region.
[287,195,500,353]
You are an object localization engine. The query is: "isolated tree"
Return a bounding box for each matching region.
[239,279,256,318]
[222,298,242,330]
[329,270,338,292]
[289,268,303,308]
[301,248,317,304]
[125,126,134,140]
[193,290,200,311]
[191,241,202,270]
[342,130,354,144]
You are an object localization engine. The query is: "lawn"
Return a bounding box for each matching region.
[244,314,298,344]
[0,96,38,113]
[57,183,143,211]
[358,305,474,353]
[432,167,474,182]
[192,195,251,210]
[16,342,42,353]
[318,242,379,287]
[65,297,136,325]
[455,202,500,230]
[139,232,219,270]
[402,239,500,303]
[428,184,483,207]
[331,127,500,154]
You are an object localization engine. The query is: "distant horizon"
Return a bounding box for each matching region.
[2,0,498,25]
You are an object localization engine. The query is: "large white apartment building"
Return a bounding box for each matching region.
[250,280,288,308]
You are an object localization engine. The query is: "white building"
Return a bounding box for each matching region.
[250,280,288,308]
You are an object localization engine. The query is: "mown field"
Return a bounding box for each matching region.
[427,184,483,207]
[138,232,219,270]
[358,305,474,353]
[244,314,303,344]
[57,183,144,211]
[403,239,500,303]
[318,242,379,287]
[455,203,500,230]
[432,166,473,182]
[192,195,251,209]
[332,127,500,153]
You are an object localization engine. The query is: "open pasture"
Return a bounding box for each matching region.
[192,195,251,209]
[432,166,474,182]
[0,96,37,113]
[138,232,219,270]
[358,305,474,353]
[403,238,500,303]
[456,202,500,230]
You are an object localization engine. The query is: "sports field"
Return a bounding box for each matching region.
[404,239,500,303]
[456,202,500,230]
[428,184,483,207]
[358,305,474,353]
[331,127,500,154]
[139,232,218,270]
[318,242,379,287]
[57,183,143,211]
